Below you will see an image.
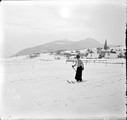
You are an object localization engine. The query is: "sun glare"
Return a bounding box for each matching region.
[60,7,71,19]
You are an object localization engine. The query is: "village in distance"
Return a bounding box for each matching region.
[10,39,126,61]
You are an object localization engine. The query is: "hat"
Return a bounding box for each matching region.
[76,55,80,59]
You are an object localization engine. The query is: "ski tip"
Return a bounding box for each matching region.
[67,80,87,84]
[67,80,71,83]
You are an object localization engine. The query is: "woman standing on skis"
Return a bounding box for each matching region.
[72,54,84,82]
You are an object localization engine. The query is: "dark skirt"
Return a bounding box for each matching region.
[75,66,83,82]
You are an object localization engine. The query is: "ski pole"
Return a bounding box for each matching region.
[72,66,76,72]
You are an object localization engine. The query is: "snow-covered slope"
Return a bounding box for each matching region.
[0,59,126,119]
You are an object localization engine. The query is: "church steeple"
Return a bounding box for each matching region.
[104,39,108,50]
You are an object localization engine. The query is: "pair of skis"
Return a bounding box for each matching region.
[67,80,86,84]
[67,80,76,84]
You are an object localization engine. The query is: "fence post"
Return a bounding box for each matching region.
[121,62,123,67]
[105,60,107,66]
[86,60,87,65]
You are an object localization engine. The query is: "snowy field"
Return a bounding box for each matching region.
[0,56,126,119]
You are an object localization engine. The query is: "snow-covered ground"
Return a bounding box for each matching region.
[0,56,126,119]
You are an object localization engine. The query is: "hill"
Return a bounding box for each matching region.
[12,38,102,57]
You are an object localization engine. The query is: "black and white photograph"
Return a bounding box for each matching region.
[0,0,126,119]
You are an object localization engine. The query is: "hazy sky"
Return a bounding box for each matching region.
[0,0,126,58]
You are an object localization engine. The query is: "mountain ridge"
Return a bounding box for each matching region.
[12,38,103,57]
